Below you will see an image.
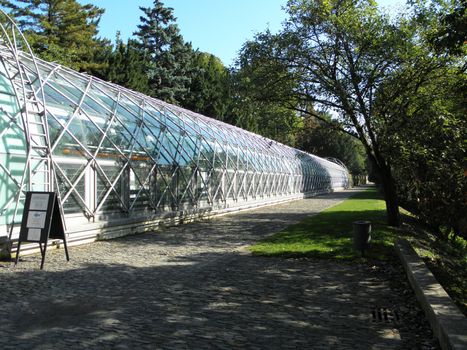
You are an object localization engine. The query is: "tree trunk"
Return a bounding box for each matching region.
[380,169,401,227]
[368,153,401,227]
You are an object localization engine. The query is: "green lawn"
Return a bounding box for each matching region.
[250,186,466,315]
[250,188,405,261]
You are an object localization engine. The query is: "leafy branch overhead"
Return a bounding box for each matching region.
[236,0,465,231]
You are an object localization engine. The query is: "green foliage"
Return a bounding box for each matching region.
[104,36,149,93]
[404,214,467,315]
[297,115,367,175]
[369,0,467,239]
[410,0,467,55]
[1,0,110,72]
[134,0,193,104]
[384,66,467,238]
[422,235,467,316]
[228,89,301,146]
[229,38,302,145]
[183,52,230,120]
[236,0,465,229]
[237,0,406,225]
[433,1,467,54]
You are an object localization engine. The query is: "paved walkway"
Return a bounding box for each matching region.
[0,188,439,349]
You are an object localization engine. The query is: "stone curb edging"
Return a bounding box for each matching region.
[395,239,467,350]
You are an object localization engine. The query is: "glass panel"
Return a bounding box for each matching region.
[56,163,86,214]
[211,169,224,202]
[101,117,133,156]
[115,104,139,137]
[96,164,124,212]
[195,169,209,203]
[154,165,174,210]
[91,84,118,103]
[129,160,154,211]
[226,171,236,199]
[257,173,265,196]
[244,173,252,197]
[0,153,26,225]
[177,166,195,205]
[120,94,142,119]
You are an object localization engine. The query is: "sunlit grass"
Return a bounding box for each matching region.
[250,187,466,314]
[250,188,403,261]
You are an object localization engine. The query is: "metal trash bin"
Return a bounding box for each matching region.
[353,221,371,256]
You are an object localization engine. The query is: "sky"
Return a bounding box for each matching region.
[84,0,405,67]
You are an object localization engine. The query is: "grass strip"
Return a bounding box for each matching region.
[249,186,466,314]
[249,187,403,261]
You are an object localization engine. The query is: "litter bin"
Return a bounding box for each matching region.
[353,221,371,256]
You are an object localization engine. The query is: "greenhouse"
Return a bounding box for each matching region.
[0,13,350,250]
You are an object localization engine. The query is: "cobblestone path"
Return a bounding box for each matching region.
[0,188,438,349]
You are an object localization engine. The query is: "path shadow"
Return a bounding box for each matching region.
[0,252,419,349]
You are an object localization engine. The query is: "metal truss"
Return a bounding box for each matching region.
[0,11,65,245]
[0,11,350,238]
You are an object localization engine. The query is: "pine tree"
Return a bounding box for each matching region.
[0,0,109,72]
[183,52,230,120]
[134,0,193,104]
[106,35,149,94]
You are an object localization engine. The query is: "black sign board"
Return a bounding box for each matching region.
[15,191,69,269]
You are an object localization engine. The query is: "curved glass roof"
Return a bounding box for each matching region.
[0,11,350,232]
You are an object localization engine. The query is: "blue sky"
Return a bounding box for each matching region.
[85,0,404,67]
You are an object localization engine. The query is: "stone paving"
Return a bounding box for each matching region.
[0,188,439,349]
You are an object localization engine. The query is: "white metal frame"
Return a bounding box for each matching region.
[0,11,351,241]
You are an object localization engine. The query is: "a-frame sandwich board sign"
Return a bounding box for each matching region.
[15,191,69,269]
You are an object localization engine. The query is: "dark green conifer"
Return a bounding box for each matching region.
[133,0,192,104]
[106,36,149,94]
[0,0,109,72]
[184,52,230,120]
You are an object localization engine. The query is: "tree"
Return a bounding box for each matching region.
[134,0,193,104]
[377,6,466,237]
[370,0,466,236]
[411,0,467,55]
[389,78,466,237]
[0,0,110,72]
[104,35,149,93]
[182,52,230,120]
[236,0,451,226]
[297,115,367,175]
[229,43,302,146]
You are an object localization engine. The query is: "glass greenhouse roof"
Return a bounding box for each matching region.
[0,12,350,235]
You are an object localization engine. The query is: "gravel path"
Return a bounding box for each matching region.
[0,187,439,349]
